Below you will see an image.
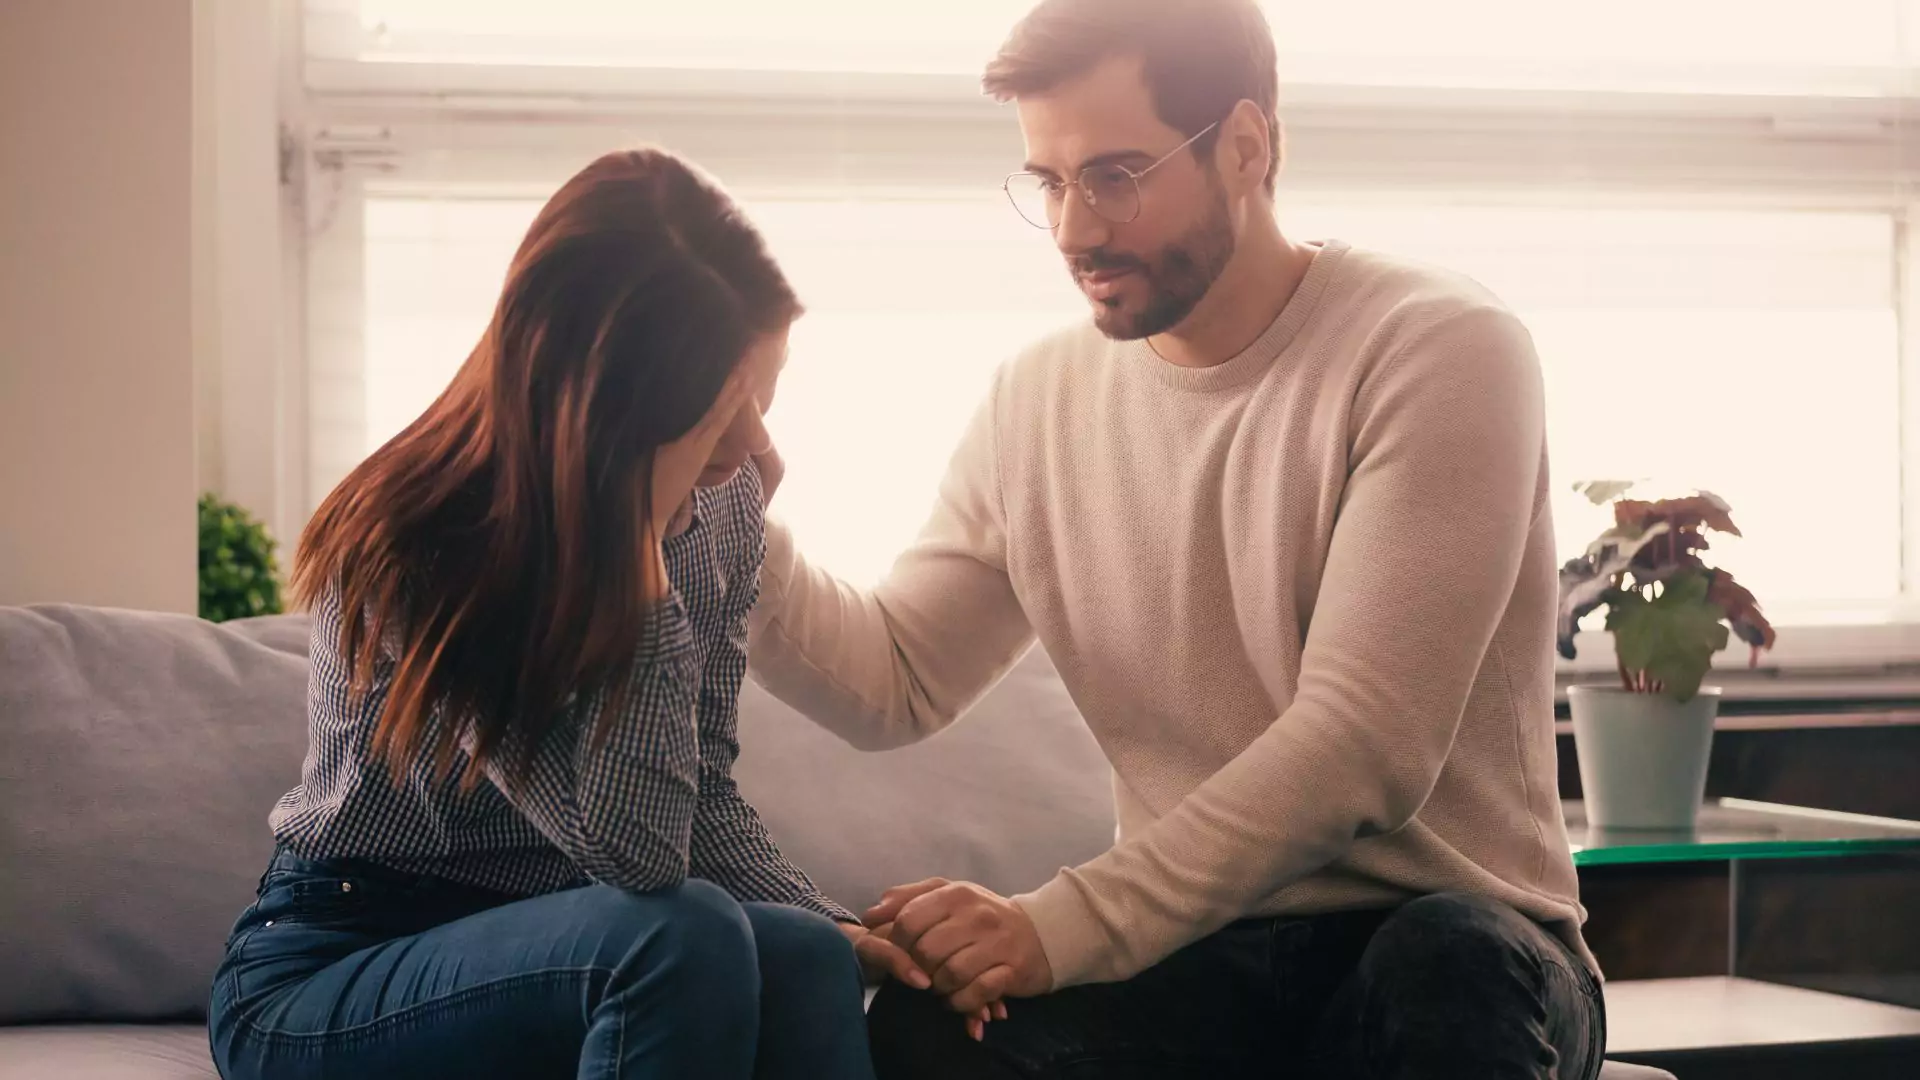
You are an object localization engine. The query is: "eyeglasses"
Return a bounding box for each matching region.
[1003,122,1220,231]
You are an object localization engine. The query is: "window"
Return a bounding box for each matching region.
[313,1,1920,94]
[292,0,1920,675]
[1281,202,1903,616]
[357,191,1077,583]
[352,192,1902,610]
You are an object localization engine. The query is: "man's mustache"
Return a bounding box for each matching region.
[1069,250,1148,277]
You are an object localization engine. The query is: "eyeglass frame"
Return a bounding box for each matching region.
[1002,121,1222,230]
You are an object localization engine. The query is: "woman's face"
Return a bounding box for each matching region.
[697,326,789,488]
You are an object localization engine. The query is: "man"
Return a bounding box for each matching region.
[748,0,1602,1076]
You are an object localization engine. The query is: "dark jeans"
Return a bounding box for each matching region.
[870,892,1605,1080]
[208,848,875,1080]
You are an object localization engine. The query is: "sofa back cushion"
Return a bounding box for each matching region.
[0,604,1116,1024]
[734,646,1117,912]
[0,606,311,1024]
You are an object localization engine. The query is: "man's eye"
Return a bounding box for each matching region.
[1084,167,1135,199]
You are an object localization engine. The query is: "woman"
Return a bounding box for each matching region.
[208,149,921,1079]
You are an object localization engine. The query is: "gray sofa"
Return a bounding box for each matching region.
[0,604,1668,1079]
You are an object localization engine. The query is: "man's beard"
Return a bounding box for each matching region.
[1072,190,1236,341]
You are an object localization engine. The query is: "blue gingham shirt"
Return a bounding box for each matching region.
[269,461,852,922]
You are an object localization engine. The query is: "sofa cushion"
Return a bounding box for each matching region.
[0,1026,216,1080]
[735,645,1117,911]
[0,606,311,1024]
[0,604,1116,1024]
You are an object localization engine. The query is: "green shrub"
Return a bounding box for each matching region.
[198,492,284,622]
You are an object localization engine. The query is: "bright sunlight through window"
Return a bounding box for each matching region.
[360,193,1900,610]
[340,0,1920,93]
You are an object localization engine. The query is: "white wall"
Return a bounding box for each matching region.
[194,0,296,545]
[0,0,199,613]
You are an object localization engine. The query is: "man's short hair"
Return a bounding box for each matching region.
[982,0,1281,195]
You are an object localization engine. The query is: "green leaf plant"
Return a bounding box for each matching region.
[1556,481,1777,702]
[198,492,284,623]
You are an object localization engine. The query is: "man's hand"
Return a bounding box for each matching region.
[752,443,785,509]
[868,878,1054,1015]
[839,920,1008,1041]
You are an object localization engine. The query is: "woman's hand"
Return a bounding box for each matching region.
[649,368,761,541]
[841,921,928,990]
[839,923,1009,1042]
[752,443,785,509]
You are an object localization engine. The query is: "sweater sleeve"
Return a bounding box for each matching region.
[747,367,1037,751]
[1013,307,1549,987]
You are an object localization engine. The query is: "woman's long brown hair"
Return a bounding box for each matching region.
[291,149,800,788]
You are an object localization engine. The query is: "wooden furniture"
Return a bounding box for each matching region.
[1569,799,1920,1078]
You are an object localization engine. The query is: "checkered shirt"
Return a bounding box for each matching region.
[268,461,852,922]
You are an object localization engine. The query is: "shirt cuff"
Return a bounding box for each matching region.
[795,891,860,925]
[1013,874,1114,990]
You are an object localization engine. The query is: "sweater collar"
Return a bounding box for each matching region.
[1121,239,1348,392]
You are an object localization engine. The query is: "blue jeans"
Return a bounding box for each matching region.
[869,892,1605,1080]
[208,849,876,1080]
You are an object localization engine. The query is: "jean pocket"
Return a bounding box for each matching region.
[254,872,371,927]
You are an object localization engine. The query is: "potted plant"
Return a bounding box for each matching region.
[1556,481,1776,831]
[198,492,284,623]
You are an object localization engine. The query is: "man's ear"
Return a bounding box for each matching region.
[1219,98,1274,196]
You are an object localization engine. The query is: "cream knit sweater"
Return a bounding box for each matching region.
[748,241,1594,989]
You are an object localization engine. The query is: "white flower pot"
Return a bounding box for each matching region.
[1568,685,1721,831]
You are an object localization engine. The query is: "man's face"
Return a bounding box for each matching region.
[1015,56,1237,341]
[698,325,788,488]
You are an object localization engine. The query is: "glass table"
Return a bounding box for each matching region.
[1564,799,1920,1067]
[1566,797,1920,867]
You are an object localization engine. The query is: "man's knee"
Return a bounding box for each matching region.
[1327,895,1601,1078]
[1361,892,1541,990]
[867,982,963,1055]
[869,982,1013,1080]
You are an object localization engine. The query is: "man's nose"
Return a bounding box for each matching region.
[1053,189,1110,259]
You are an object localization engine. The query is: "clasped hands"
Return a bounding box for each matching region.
[838,878,1053,1040]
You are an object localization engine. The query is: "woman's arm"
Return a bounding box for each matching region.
[481,595,705,894]
[688,469,855,920]
[469,366,778,891]
[689,602,855,921]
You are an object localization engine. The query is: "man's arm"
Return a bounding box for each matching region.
[748,368,1036,750]
[1012,308,1550,987]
